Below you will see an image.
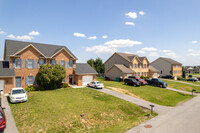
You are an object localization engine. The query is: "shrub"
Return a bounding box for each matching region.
[144,76,149,79]
[25,85,36,92]
[36,64,66,90]
[177,76,185,81]
[140,75,145,79]
[62,83,69,88]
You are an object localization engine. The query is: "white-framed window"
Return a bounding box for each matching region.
[50,60,57,65]
[60,60,66,67]
[130,63,133,68]
[15,59,21,68]
[141,72,143,76]
[144,64,146,68]
[27,59,34,68]
[144,72,146,76]
[141,64,143,68]
[27,76,34,85]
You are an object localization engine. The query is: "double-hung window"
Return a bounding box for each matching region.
[60,60,66,68]
[50,60,57,66]
[15,59,21,68]
[26,76,35,85]
[37,60,46,68]
[138,64,140,68]
[134,64,137,68]
[27,59,34,69]
[68,60,74,68]
[144,64,146,68]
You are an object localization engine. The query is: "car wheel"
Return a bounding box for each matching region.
[125,83,128,85]
[160,85,163,88]
[134,84,136,87]
[95,86,97,89]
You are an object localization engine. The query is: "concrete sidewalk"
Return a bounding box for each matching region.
[98,88,172,114]
[126,95,200,133]
[1,96,18,133]
[162,78,200,87]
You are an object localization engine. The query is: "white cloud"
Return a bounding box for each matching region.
[104,39,142,48]
[29,31,40,36]
[188,49,200,56]
[73,32,86,38]
[0,30,6,35]
[7,34,33,40]
[85,45,117,54]
[136,50,146,55]
[191,40,198,44]
[125,12,137,19]
[125,22,135,26]
[161,50,172,53]
[102,35,108,39]
[139,11,145,15]
[125,51,133,54]
[141,47,158,51]
[149,52,159,57]
[165,52,179,58]
[88,36,97,40]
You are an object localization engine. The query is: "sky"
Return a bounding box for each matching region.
[0,0,200,66]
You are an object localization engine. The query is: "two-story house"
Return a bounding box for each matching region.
[105,52,157,80]
[0,40,97,94]
[151,57,182,77]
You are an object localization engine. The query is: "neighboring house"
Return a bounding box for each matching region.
[151,57,182,77]
[0,40,97,94]
[105,52,152,80]
[149,65,160,78]
[183,66,200,74]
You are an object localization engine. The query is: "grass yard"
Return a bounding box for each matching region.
[162,79,200,92]
[98,78,194,106]
[9,88,156,133]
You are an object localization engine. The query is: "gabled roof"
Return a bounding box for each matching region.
[149,65,159,72]
[105,52,148,64]
[159,57,181,65]
[109,64,134,74]
[0,61,15,77]
[74,63,98,75]
[4,39,77,60]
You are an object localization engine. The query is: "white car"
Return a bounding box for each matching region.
[88,81,104,89]
[9,88,28,103]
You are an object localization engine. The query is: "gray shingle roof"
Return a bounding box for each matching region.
[0,61,15,77]
[149,65,159,72]
[114,64,134,73]
[115,52,147,63]
[4,39,77,60]
[74,63,98,74]
[159,57,182,65]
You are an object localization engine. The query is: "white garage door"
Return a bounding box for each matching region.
[127,74,132,78]
[82,76,93,86]
[0,80,4,92]
[153,73,158,78]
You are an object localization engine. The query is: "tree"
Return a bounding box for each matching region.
[87,59,95,69]
[36,64,66,90]
[87,58,105,74]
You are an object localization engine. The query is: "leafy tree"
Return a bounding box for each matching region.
[87,59,95,69]
[36,64,66,90]
[87,58,105,74]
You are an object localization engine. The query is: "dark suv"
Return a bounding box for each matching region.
[124,78,140,87]
[161,75,174,79]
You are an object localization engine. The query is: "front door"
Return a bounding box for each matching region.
[15,77,21,88]
[69,75,73,84]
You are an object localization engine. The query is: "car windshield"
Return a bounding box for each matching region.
[157,79,163,82]
[132,79,137,82]
[139,79,144,81]
[96,82,102,84]
[12,89,25,95]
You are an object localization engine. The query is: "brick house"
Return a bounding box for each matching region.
[105,52,158,80]
[0,40,97,94]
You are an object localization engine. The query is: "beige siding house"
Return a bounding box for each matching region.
[105,52,153,80]
[151,57,182,77]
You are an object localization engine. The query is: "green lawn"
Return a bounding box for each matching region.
[98,78,194,106]
[162,79,200,92]
[9,88,156,133]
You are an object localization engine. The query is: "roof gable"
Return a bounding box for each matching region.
[74,63,98,74]
[152,57,182,65]
[107,64,134,74]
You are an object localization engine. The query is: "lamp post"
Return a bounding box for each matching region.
[192,89,196,95]
[150,104,155,115]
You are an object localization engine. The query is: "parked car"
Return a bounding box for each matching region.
[161,75,174,79]
[188,75,192,78]
[0,107,6,131]
[88,81,104,89]
[145,78,168,88]
[135,78,148,85]
[124,78,141,87]
[186,78,198,82]
[197,77,200,81]
[128,76,136,79]
[9,88,28,103]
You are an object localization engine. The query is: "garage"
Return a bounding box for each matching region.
[82,76,93,86]
[0,80,4,92]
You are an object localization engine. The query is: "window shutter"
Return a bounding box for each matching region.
[59,61,61,65]
[37,60,40,68]
[13,59,15,68]
[68,61,69,68]
[73,61,75,68]
[21,59,24,68]
[44,60,46,64]
[33,60,35,68]
[26,59,28,68]
[25,76,28,85]
[64,61,66,68]
[64,77,66,82]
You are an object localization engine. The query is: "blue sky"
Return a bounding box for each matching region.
[0,0,200,66]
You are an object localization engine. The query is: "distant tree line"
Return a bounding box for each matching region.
[87,58,105,74]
